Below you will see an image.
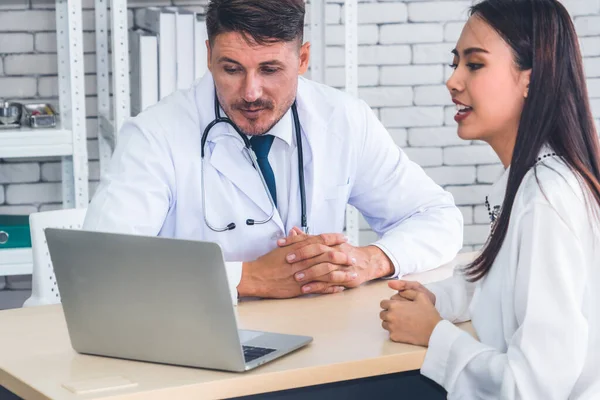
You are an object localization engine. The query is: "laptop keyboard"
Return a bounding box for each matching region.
[243,345,276,363]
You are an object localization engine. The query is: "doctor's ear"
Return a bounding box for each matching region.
[206,40,213,71]
[298,42,310,75]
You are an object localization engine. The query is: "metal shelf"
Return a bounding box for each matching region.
[96,0,130,176]
[0,127,73,159]
[0,249,33,277]
[0,0,89,278]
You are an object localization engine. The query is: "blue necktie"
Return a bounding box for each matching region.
[250,135,277,208]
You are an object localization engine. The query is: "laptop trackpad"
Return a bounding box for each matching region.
[239,330,264,344]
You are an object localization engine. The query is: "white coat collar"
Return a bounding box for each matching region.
[294,76,334,232]
[193,73,332,233]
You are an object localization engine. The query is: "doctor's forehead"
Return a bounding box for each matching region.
[211,31,298,64]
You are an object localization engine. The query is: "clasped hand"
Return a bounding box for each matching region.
[379,280,442,347]
[238,227,373,298]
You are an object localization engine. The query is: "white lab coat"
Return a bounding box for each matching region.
[422,150,600,399]
[84,73,463,297]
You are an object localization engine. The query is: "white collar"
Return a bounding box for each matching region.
[258,107,293,147]
[486,165,510,224]
[485,144,558,224]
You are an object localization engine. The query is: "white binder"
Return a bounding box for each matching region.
[166,7,195,90]
[134,7,177,99]
[195,14,209,81]
[129,29,159,116]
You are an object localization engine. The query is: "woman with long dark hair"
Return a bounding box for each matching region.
[379,0,600,397]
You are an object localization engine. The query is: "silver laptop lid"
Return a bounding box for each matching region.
[45,228,247,371]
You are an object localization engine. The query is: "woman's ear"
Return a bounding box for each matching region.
[523,69,531,98]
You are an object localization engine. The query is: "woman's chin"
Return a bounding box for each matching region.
[456,126,483,142]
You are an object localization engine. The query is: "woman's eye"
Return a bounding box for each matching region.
[449,63,458,70]
[467,63,484,71]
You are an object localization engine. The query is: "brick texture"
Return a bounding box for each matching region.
[0,0,598,274]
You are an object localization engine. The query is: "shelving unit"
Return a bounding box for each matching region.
[95,0,130,175]
[94,0,361,245]
[0,0,89,277]
[0,128,73,159]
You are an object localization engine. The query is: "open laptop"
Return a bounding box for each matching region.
[45,228,313,372]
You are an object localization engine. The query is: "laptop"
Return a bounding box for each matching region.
[45,228,313,372]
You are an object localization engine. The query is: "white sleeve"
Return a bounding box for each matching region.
[225,262,242,305]
[421,203,588,399]
[349,100,463,278]
[83,120,174,235]
[425,270,476,323]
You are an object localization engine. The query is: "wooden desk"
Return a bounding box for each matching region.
[0,253,476,400]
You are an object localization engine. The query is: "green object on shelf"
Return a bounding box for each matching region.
[0,215,32,249]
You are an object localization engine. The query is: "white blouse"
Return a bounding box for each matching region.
[421,149,600,399]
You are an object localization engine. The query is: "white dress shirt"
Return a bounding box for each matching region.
[250,108,296,230]
[422,148,600,399]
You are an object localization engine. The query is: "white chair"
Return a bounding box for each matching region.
[23,208,87,307]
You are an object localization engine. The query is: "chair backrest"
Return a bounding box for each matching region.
[23,208,87,307]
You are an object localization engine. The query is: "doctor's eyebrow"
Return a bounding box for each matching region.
[451,47,490,57]
[217,57,285,68]
[259,60,286,68]
[218,57,243,65]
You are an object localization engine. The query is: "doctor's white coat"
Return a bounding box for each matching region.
[84,73,463,295]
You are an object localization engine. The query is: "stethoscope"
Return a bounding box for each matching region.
[200,93,308,234]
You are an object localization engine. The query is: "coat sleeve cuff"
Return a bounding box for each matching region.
[421,319,464,387]
[372,242,403,279]
[225,261,243,306]
[425,282,453,320]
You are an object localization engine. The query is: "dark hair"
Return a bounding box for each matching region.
[465,0,600,281]
[206,0,305,46]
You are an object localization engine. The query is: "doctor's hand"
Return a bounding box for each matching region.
[280,228,395,293]
[379,283,442,347]
[236,232,350,299]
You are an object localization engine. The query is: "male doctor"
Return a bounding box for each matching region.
[84,0,463,300]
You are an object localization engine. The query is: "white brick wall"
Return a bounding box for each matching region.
[585,57,600,77]
[352,3,408,24]
[407,1,471,23]
[414,85,451,106]
[0,33,34,53]
[358,86,413,107]
[358,45,411,65]
[381,106,445,127]
[380,23,443,44]
[575,16,600,36]
[381,65,444,85]
[0,0,599,275]
[424,166,476,185]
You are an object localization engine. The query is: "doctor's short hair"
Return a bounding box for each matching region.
[206,0,305,47]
